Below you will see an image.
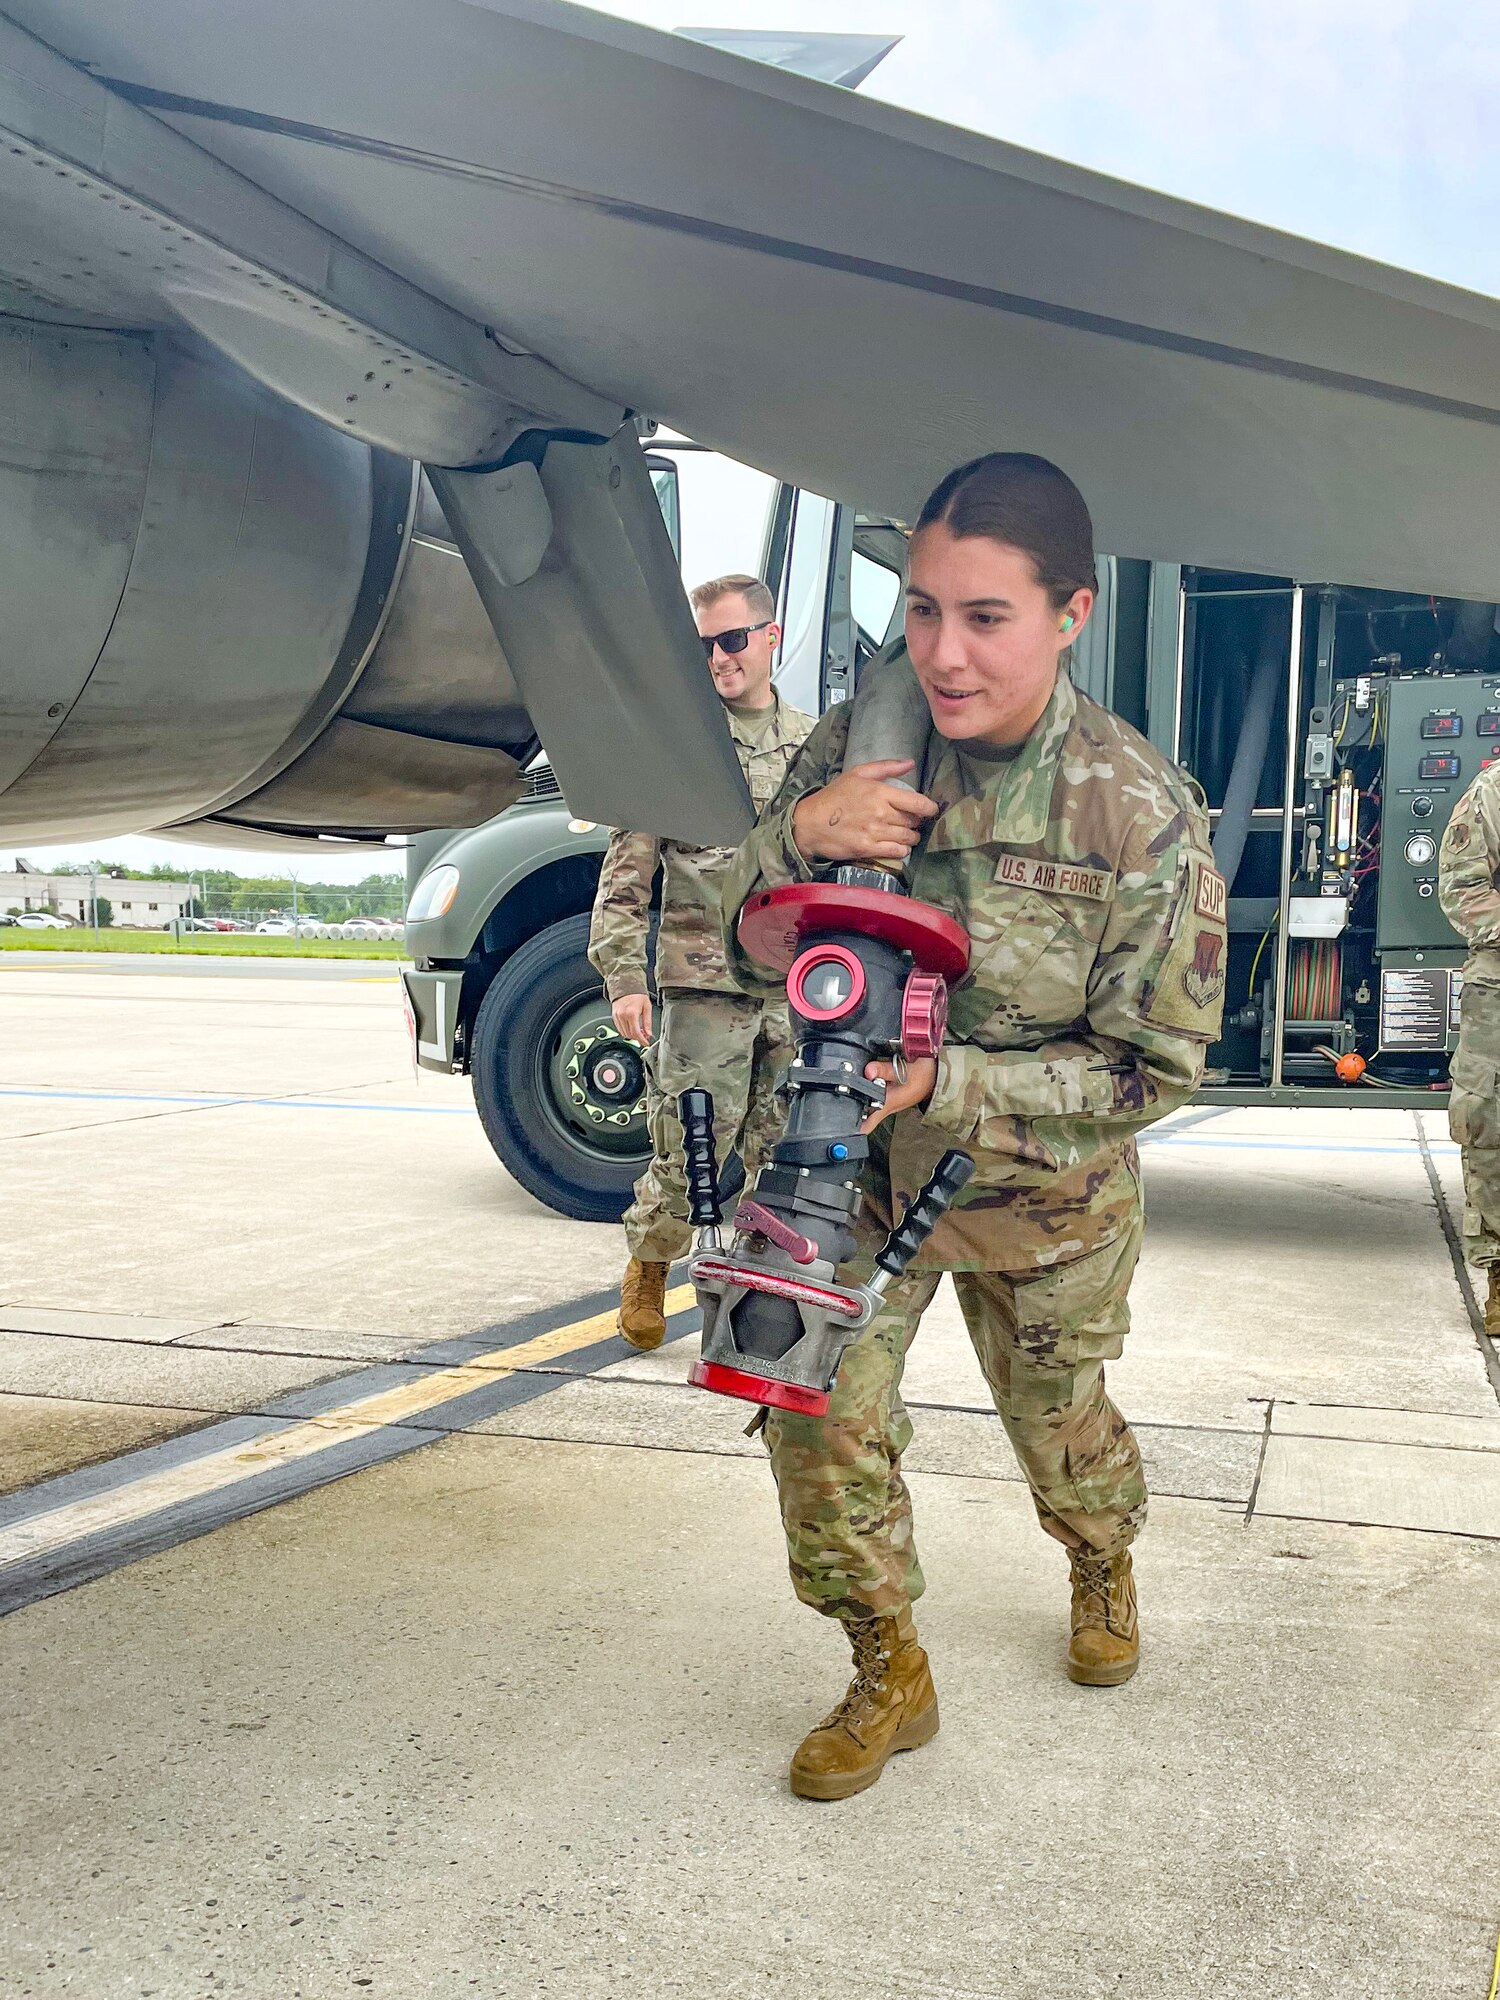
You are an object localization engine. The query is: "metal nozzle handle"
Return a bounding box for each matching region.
[679,1088,722,1230]
[874,1149,975,1281]
[734,1198,817,1267]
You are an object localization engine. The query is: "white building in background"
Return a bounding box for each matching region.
[2,861,194,928]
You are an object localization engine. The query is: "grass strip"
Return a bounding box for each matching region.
[0,931,404,960]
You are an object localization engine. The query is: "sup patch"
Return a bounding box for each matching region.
[1194,864,1227,924]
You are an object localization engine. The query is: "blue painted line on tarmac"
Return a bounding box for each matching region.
[1141,1134,1459,1156]
[0,1086,1464,1150]
[0,1087,470,1115]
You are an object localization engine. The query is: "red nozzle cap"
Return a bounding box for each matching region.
[688,1359,830,1416]
[1335,1051,1367,1082]
[901,972,949,1059]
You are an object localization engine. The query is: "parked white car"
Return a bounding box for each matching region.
[15,911,71,930]
[254,920,293,935]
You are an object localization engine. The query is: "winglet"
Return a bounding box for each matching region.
[673,30,900,91]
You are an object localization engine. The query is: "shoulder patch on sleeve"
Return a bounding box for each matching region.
[1143,856,1228,1038]
[1194,865,1227,924]
[1180,928,1226,1010]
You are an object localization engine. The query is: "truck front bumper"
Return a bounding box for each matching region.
[402,967,465,1072]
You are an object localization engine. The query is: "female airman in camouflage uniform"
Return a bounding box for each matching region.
[721,455,1227,1800]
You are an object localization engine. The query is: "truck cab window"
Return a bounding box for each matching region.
[851,546,903,655]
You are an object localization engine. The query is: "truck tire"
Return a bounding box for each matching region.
[469,914,745,1224]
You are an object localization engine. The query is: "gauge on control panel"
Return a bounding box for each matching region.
[1418,753,1461,781]
[1479,713,1500,737]
[1404,833,1437,866]
[1421,713,1463,738]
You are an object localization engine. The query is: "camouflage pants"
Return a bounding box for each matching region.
[623,989,795,1264]
[765,1208,1148,1622]
[1448,976,1500,1267]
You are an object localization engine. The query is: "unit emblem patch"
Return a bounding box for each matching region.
[1182,929,1225,1010]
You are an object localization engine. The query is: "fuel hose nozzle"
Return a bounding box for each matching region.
[684,865,974,1417]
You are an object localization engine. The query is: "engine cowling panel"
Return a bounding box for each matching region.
[0,322,534,845]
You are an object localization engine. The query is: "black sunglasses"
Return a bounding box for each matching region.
[701,619,772,660]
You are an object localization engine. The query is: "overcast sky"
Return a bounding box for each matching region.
[662,0,1500,293]
[24,0,1496,888]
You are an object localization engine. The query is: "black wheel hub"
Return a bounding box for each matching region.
[547,1004,651,1155]
[581,1040,645,1104]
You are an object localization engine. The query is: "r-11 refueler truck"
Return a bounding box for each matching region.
[403,447,1492,1220]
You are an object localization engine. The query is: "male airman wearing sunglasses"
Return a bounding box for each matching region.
[588,575,815,1348]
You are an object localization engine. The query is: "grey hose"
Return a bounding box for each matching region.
[1212,614,1282,894]
[843,646,933,786]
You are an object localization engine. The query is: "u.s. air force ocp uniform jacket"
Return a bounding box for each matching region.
[720,661,1227,1273]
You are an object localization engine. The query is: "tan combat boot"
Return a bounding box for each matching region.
[1485,1268,1500,1340]
[789,1606,939,1801]
[617,1257,669,1351]
[1067,1548,1140,1686]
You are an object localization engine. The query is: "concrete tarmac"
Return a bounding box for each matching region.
[1,958,1497,1998]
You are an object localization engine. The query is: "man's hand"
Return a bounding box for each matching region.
[792,760,940,864]
[612,993,653,1047]
[860,1056,938,1134]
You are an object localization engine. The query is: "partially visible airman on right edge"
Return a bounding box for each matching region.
[1439,758,1500,1334]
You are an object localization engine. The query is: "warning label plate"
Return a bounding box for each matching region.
[1379,967,1453,1051]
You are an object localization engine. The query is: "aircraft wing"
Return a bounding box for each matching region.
[7,0,1500,844]
[15,0,1500,597]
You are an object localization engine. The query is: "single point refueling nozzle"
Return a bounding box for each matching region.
[683,867,974,1417]
[683,647,975,1416]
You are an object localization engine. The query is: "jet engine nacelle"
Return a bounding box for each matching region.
[0,320,533,848]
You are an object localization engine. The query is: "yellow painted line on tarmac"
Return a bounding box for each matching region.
[0,1287,696,1571]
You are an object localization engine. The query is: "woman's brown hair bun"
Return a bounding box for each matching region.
[915,452,1098,608]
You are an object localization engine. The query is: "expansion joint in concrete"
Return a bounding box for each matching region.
[1413,1111,1500,1407]
[1243,1400,1274,1524]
